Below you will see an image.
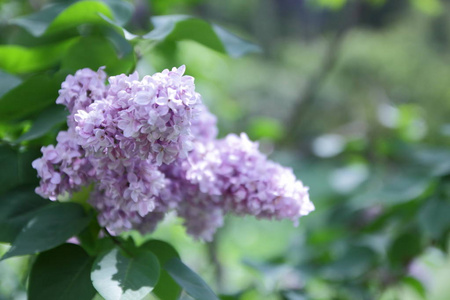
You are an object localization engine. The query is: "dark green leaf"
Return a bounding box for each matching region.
[61,36,135,75]
[1,202,92,260]
[0,73,66,121]
[388,230,422,268]
[0,188,49,243]
[164,257,219,300]
[16,105,68,142]
[91,247,160,300]
[0,71,21,98]
[76,214,101,256]
[142,240,180,265]
[0,39,77,74]
[0,145,40,195]
[418,198,450,240]
[142,240,181,300]
[28,244,96,300]
[143,15,260,57]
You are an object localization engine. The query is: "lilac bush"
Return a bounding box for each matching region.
[32,66,314,241]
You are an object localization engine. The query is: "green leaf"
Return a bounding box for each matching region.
[61,36,135,75]
[418,198,450,240]
[164,257,219,300]
[16,105,68,142]
[9,2,71,37]
[10,1,119,37]
[46,1,114,36]
[1,202,92,260]
[141,240,181,300]
[28,244,96,300]
[143,15,260,57]
[0,38,78,74]
[0,71,21,98]
[101,0,133,26]
[142,240,180,265]
[402,276,426,298]
[211,24,261,58]
[91,247,160,300]
[322,246,376,280]
[388,230,422,268]
[0,72,66,121]
[0,188,49,243]
[0,145,40,195]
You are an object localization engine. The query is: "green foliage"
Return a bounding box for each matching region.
[142,240,182,300]
[15,106,68,142]
[61,36,135,75]
[144,15,260,58]
[28,244,96,300]
[0,189,48,243]
[0,71,21,98]
[91,247,160,300]
[0,73,66,121]
[1,202,92,260]
[0,39,78,74]
[0,145,39,194]
[165,258,219,300]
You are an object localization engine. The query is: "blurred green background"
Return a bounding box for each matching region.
[2,0,450,299]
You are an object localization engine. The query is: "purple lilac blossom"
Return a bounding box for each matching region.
[56,67,107,127]
[32,129,94,200]
[74,66,201,165]
[32,66,314,241]
[164,133,314,241]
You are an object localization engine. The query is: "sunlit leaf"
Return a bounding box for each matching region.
[46,1,113,35]
[91,247,160,300]
[402,276,426,298]
[0,38,78,74]
[61,36,135,75]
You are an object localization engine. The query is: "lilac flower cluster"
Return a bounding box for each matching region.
[32,66,314,241]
